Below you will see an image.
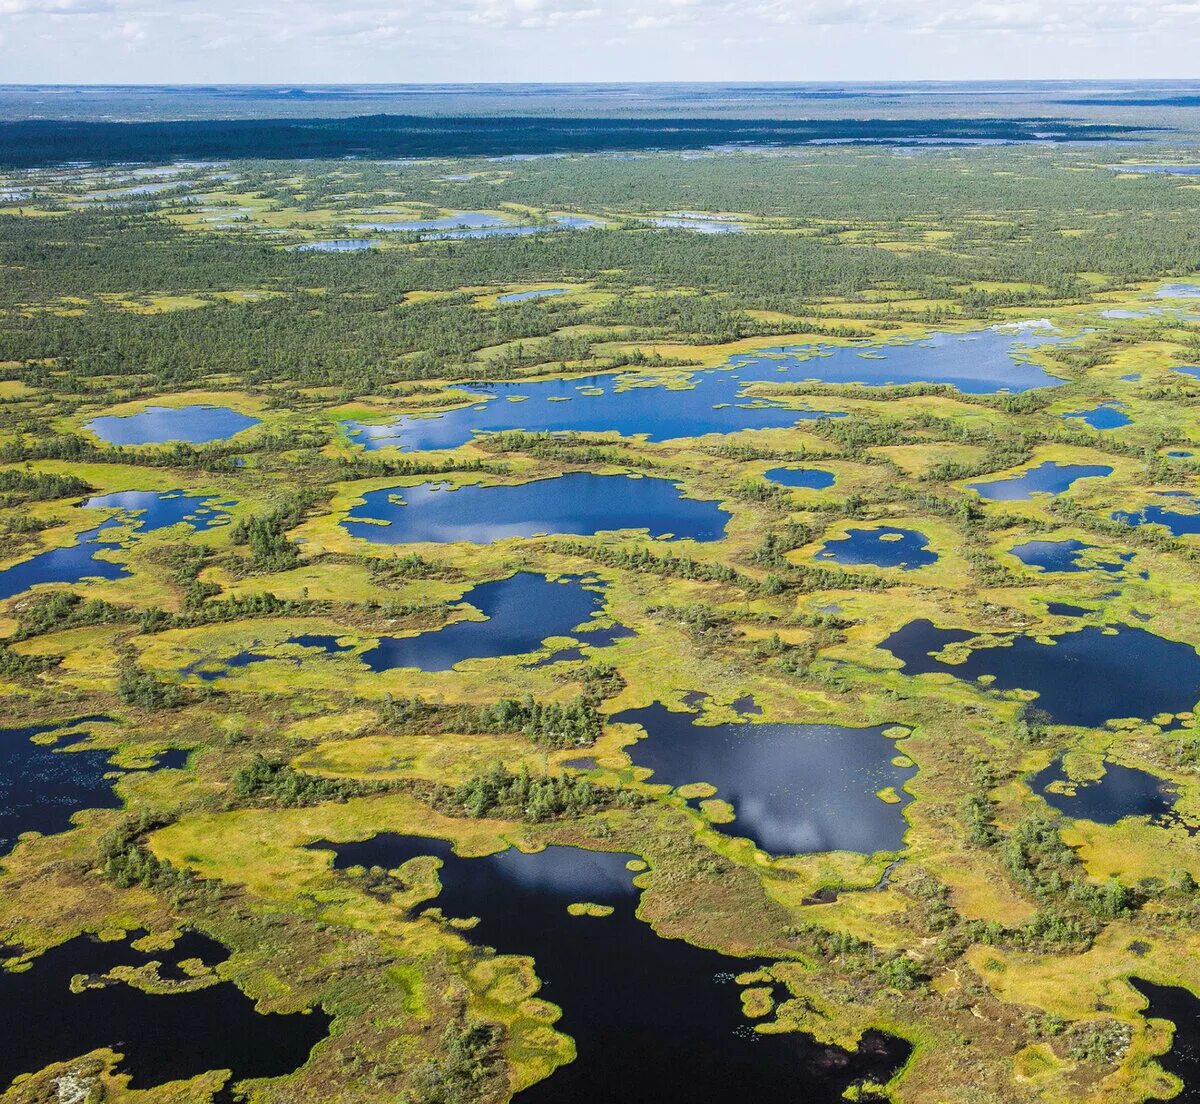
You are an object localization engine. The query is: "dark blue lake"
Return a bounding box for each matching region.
[0,716,179,852]
[292,239,378,252]
[1166,451,1195,459]
[360,573,630,671]
[496,288,569,303]
[1010,539,1131,573]
[341,474,730,545]
[0,930,329,1093]
[86,404,260,445]
[1063,402,1132,430]
[317,835,911,1104]
[882,620,1200,727]
[763,467,836,490]
[727,327,1070,394]
[0,491,231,601]
[967,461,1113,501]
[341,366,845,452]
[1130,980,1200,1102]
[1114,493,1200,536]
[1030,757,1181,826]
[613,702,915,855]
[815,527,936,570]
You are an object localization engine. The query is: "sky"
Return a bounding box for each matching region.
[1,0,1199,83]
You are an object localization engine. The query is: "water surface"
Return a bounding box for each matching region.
[1130,979,1200,1102]
[763,467,835,490]
[882,620,1200,727]
[1114,493,1200,536]
[1157,283,1200,298]
[341,474,730,545]
[1030,758,1181,826]
[86,404,260,445]
[318,835,910,1103]
[728,328,1070,394]
[613,702,915,854]
[497,288,569,303]
[816,526,936,570]
[1010,539,1130,573]
[1063,402,1132,430]
[292,239,378,252]
[967,461,1112,501]
[0,931,329,1092]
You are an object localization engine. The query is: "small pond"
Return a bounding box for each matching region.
[1030,757,1183,826]
[340,474,730,545]
[1173,366,1200,380]
[881,620,1200,727]
[1157,283,1200,298]
[612,702,915,854]
[967,461,1113,501]
[86,404,260,445]
[0,930,329,1093]
[496,288,570,303]
[646,213,745,233]
[763,467,835,490]
[1130,979,1200,1101]
[815,526,936,570]
[1063,402,1132,430]
[1010,539,1131,574]
[292,239,378,252]
[317,835,911,1103]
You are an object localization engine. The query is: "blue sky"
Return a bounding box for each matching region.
[1,0,1197,83]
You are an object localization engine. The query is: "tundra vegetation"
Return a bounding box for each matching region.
[1,138,1200,1103]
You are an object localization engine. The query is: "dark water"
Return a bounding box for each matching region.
[497,288,569,303]
[318,835,911,1104]
[815,526,936,570]
[0,931,329,1092]
[1046,602,1092,617]
[83,489,232,533]
[361,573,629,671]
[1010,539,1131,573]
[292,238,378,252]
[727,327,1069,394]
[882,620,1200,727]
[764,466,836,490]
[1030,758,1181,825]
[1114,493,1200,536]
[0,716,180,853]
[1063,402,1132,430]
[1133,979,1200,1103]
[341,474,730,544]
[612,703,915,854]
[86,404,260,445]
[967,461,1113,501]
[340,368,845,452]
[0,491,232,601]
[188,634,355,682]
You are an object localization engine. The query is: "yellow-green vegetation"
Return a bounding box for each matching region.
[2,144,1200,1104]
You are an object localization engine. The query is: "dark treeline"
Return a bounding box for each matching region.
[0,115,1153,168]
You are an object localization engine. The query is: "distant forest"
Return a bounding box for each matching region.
[0,114,1158,168]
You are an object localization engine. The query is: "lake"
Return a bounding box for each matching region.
[317,835,911,1103]
[0,491,232,601]
[815,526,937,570]
[496,288,569,303]
[0,930,329,1093]
[967,461,1113,501]
[613,702,915,854]
[1063,402,1132,430]
[882,620,1200,727]
[727,327,1071,394]
[86,404,260,445]
[1030,757,1182,826]
[1009,539,1131,573]
[1114,493,1200,536]
[340,474,731,545]
[763,466,836,490]
[340,365,846,452]
[1130,979,1200,1102]
[292,239,379,252]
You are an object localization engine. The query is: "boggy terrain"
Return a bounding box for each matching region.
[1,142,1200,1104]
